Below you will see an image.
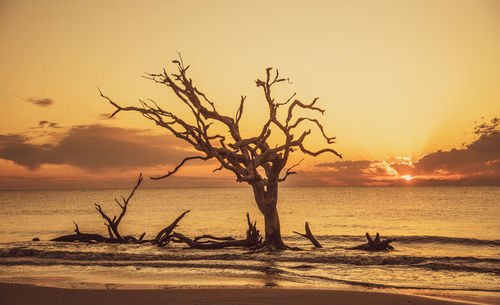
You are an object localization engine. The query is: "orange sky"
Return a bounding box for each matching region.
[0,0,499,189]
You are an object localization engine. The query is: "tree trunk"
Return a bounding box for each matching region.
[262,204,286,250]
[252,181,286,250]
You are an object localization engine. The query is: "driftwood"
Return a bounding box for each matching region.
[293,222,322,248]
[349,232,395,251]
[153,210,190,246]
[167,213,261,249]
[293,226,396,251]
[49,170,264,249]
[52,174,145,244]
[50,174,262,250]
[94,174,143,242]
[51,222,117,243]
[51,209,192,245]
[193,235,235,242]
[49,171,395,252]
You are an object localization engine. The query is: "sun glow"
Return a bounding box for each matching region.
[402,175,413,181]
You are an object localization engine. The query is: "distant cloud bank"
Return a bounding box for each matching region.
[293,119,500,186]
[0,124,190,171]
[0,118,498,188]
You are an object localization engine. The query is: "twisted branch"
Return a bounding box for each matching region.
[101,57,341,187]
[94,173,143,241]
[151,156,210,180]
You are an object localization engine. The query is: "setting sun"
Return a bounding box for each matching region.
[402,175,413,181]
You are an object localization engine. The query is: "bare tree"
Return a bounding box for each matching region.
[100,57,342,250]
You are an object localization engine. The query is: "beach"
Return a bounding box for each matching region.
[0,283,481,305]
[0,187,499,305]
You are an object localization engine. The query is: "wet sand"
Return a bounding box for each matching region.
[0,283,480,305]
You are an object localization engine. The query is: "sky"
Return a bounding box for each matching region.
[0,0,499,189]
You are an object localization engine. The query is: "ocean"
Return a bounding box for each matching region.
[0,186,498,304]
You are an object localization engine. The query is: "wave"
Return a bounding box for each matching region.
[307,235,500,247]
[1,258,498,293]
[300,274,500,292]
[391,235,500,246]
[1,246,499,275]
[2,246,499,262]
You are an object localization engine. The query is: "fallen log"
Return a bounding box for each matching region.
[194,235,235,242]
[49,174,265,250]
[167,213,261,249]
[349,232,395,251]
[50,233,116,243]
[153,210,190,246]
[193,235,236,244]
[293,222,322,248]
[50,222,118,243]
[171,233,257,249]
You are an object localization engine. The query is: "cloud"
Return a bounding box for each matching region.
[408,130,500,185]
[313,160,377,185]
[298,160,400,186]
[1,118,499,188]
[302,124,500,186]
[26,98,54,107]
[38,121,60,128]
[0,174,237,190]
[414,131,500,176]
[316,160,372,169]
[0,125,192,171]
[0,134,52,170]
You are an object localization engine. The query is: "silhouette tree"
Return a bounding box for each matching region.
[100,57,342,250]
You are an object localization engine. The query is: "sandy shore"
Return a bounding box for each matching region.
[0,283,480,305]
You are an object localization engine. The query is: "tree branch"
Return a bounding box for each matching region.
[154,210,190,246]
[278,158,303,182]
[286,98,324,125]
[93,173,143,241]
[293,221,322,248]
[151,156,211,180]
[299,143,342,158]
[101,59,342,187]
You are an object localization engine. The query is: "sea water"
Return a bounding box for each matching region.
[0,186,498,303]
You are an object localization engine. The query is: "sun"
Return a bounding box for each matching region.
[401,175,413,181]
